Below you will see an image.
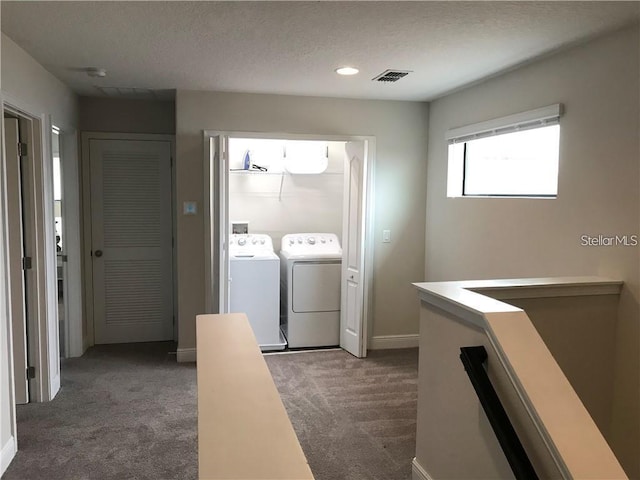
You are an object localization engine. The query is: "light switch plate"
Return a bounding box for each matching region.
[383,229,391,243]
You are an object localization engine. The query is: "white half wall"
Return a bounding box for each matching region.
[424,25,639,477]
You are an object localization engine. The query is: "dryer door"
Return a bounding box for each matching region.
[292,262,341,313]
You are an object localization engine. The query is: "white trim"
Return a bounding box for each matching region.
[2,101,59,402]
[446,104,562,143]
[0,106,18,473]
[0,436,17,476]
[262,348,341,356]
[361,137,376,357]
[369,334,419,350]
[202,135,216,314]
[411,458,434,480]
[59,129,84,358]
[40,113,61,399]
[176,347,196,363]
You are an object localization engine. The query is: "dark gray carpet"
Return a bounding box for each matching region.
[2,342,198,480]
[2,344,418,480]
[265,348,418,480]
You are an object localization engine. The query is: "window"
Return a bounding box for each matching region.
[447,104,562,198]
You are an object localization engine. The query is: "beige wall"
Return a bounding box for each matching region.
[2,33,77,130]
[79,96,175,134]
[1,31,79,473]
[425,25,639,477]
[0,13,14,465]
[496,295,619,446]
[176,90,429,351]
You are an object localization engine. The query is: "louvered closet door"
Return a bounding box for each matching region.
[91,139,173,344]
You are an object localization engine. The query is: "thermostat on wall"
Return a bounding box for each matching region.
[183,201,197,215]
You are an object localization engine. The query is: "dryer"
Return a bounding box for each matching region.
[280,233,342,348]
[229,234,286,351]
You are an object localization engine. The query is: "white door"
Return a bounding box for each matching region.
[340,140,369,357]
[90,139,173,344]
[4,118,29,404]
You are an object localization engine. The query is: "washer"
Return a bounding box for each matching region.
[229,234,286,351]
[280,233,342,348]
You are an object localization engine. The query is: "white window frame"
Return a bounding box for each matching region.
[446,104,563,198]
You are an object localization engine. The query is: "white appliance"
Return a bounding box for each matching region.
[280,233,342,348]
[229,234,286,351]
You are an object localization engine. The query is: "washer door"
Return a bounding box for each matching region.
[292,262,341,313]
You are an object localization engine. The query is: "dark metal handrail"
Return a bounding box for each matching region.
[460,346,539,480]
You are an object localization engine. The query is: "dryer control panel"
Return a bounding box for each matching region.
[280,233,342,257]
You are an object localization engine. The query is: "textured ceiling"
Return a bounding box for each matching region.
[2,1,639,101]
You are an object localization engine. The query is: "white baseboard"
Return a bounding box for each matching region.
[179,336,418,359]
[176,347,196,363]
[369,334,419,350]
[1,436,17,477]
[412,458,434,480]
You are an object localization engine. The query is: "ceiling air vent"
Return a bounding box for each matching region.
[372,70,412,83]
[95,86,159,99]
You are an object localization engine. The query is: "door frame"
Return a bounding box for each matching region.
[56,127,83,358]
[81,132,177,347]
[203,130,376,356]
[1,96,60,402]
[0,112,18,464]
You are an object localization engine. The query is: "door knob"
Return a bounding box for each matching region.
[94,250,103,258]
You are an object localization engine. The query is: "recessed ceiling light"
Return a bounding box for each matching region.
[335,66,359,76]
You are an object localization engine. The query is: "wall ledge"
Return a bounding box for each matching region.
[413,276,623,329]
[413,275,627,480]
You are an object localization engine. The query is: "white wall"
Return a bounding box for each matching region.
[0,207,15,472]
[425,25,639,477]
[229,140,344,250]
[2,33,77,130]
[1,31,79,474]
[0,23,18,476]
[176,91,429,353]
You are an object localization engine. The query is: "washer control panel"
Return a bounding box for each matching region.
[281,233,342,255]
[229,234,274,256]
